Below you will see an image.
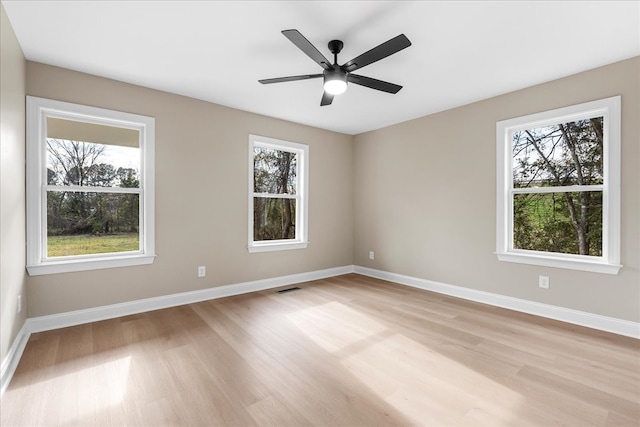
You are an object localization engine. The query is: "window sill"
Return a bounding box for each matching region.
[248,241,308,253]
[27,254,156,276]
[496,252,621,275]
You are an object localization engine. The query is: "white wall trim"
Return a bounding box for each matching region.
[1,323,30,395]
[0,265,353,397]
[354,266,640,339]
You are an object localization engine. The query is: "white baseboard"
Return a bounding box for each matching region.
[0,265,353,396]
[0,323,29,396]
[3,264,638,397]
[354,265,640,339]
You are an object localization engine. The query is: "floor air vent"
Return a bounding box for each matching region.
[276,287,301,294]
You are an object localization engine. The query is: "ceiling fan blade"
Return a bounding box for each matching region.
[347,74,403,94]
[259,74,323,84]
[282,29,333,71]
[320,91,334,106]
[341,34,411,72]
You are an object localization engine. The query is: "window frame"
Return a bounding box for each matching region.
[248,134,309,253]
[26,96,156,275]
[496,96,621,274]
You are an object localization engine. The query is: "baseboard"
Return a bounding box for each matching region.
[0,265,354,397]
[354,265,640,339]
[0,323,30,395]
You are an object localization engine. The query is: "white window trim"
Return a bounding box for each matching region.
[26,96,156,275]
[496,96,621,275]
[248,134,309,253]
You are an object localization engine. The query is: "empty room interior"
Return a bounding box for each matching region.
[1,1,639,426]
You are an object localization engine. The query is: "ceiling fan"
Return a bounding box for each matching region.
[259,29,412,106]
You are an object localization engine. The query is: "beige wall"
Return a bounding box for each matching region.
[354,57,640,322]
[25,62,354,317]
[0,4,27,363]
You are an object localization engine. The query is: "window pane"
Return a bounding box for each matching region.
[253,146,297,194]
[513,191,602,256]
[46,139,140,188]
[47,191,140,257]
[253,197,296,241]
[512,117,603,188]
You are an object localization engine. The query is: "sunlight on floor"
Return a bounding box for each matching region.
[54,356,131,425]
[288,302,524,425]
[287,301,388,353]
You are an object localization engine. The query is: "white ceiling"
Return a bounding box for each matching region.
[3,1,639,135]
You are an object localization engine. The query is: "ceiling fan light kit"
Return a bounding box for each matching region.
[259,29,411,106]
[323,69,348,95]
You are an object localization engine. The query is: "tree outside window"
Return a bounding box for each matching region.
[512,118,603,256]
[46,138,141,257]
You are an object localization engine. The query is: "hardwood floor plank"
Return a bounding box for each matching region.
[246,393,313,426]
[1,273,638,426]
[517,364,639,420]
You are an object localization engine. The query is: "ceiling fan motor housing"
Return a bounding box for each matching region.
[328,39,344,55]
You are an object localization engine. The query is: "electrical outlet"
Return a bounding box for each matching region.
[539,275,550,289]
[369,251,375,260]
[198,266,206,278]
[17,295,21,313]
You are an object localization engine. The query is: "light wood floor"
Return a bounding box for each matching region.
[2,274,639,426]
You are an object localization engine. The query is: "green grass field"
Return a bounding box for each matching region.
[47,233,139,257]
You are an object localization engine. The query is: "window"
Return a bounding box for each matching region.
[496,96,621,274]
[26,96,155,275]
[248,134,308,252]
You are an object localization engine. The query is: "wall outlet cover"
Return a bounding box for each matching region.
[539,275,550,289]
